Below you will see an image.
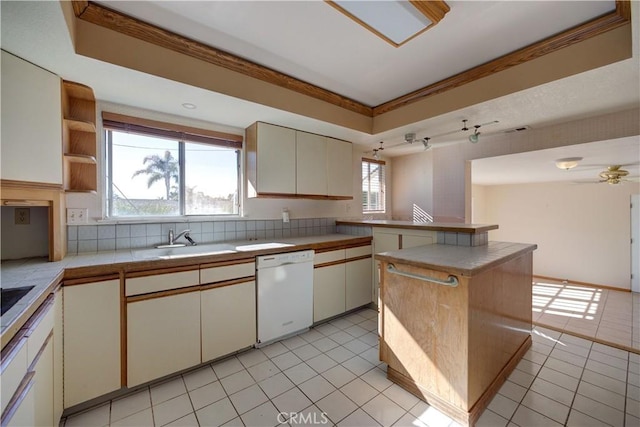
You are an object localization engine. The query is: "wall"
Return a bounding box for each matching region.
[1,51,62,184]
[391,150,433,220]
[430,108,640,222]
[471,184,487,223]
[476,181,639,290]
[1,207,49,260]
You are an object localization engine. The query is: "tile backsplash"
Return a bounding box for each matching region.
[68,218,337,254]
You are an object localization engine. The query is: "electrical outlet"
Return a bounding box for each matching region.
[15,208,30,225]
[67,208,88,224]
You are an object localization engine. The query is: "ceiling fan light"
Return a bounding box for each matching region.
[555,157,583,170]
[468,133,479,143]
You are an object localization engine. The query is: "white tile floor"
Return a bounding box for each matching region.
[61,309,640,427]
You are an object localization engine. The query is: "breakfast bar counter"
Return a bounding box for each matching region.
[376,241,537,426]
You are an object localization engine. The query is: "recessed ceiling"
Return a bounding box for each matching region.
[95,0,616,106]
[471,137,640,185]
[0,1,637,157]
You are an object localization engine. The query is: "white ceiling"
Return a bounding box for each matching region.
[0,0,638,165]
[472,136,640,185]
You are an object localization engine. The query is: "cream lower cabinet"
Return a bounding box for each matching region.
[313,263,346,322]
[2,291,62,427]
[372,227,436,253]
[201,281,256,362]
[32,338,54,427]
[52,290,63,425]
[313,245,373,323]
[3,377,35,427]
[346,257,373,311]
[64,279,121,408]
[127,291,201,387]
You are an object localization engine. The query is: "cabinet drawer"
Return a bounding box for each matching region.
[314,249,345,265]
[25,299,54,366]
[126,269,199,296]
[200,262,255,284]
[346,245,372,259]
[1,337,28,414]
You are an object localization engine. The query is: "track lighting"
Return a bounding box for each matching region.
[468,125,481,143]
[372,141,384,159]
[379,119,498,153]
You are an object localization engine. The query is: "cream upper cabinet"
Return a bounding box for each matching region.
[246,122,296,196]
[1,51,62,184]
[127,291,201,387]
[326,138,353,198]
[201,281,256,362]
[64,279,121,408]
[246,122,353,199]
[296,131,327,196]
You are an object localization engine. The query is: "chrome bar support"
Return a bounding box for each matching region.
[386,263,459,287]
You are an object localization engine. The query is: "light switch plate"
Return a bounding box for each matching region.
[15,208,30,225]
[67,208,88,224]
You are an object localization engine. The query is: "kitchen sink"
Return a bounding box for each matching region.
[1,286,35,316]
[132,243,237,260]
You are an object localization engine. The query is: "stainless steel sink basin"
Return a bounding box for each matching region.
[1,286,34,316]
[132,243,237,260]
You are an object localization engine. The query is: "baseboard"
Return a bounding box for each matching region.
[532,321,639,355]
[533,275,631,293]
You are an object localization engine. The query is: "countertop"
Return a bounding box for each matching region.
[1,233,371,348]
[336,220,498,234]
[375,241,537,277]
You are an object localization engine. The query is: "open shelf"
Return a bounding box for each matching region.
[62,80,97,193]
[64,118,96,133]
[64,153,97,164]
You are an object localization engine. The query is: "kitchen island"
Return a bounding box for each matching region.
[376,241,537,427]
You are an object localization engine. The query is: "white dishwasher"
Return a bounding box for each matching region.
[256,250,314,347]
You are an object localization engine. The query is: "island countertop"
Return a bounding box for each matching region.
[336,219,498,234]
[375,241,537,276]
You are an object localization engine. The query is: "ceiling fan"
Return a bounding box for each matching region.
[573,165,640,185]
[597,165,639,185]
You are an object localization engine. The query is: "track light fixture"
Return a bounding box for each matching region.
[372,141,384,159]
[379,119,499,153]
[468,125,481,143]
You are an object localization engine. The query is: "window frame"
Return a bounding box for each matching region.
[362,157,386,213]
[103,113,243,219]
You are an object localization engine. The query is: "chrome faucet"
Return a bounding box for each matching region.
[168,229,197,246]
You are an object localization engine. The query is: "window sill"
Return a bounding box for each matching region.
[97,215,241,225]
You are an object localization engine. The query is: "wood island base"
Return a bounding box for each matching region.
[385,336,531,427]
[376,242,537,427]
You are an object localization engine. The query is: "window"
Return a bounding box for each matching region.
[362,158,386,212]
[103,113,242,217]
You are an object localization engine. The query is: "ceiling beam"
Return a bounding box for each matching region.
[76,2,373,117]
[374,0,631,116]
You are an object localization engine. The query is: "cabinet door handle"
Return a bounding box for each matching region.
[386,263,458,287]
